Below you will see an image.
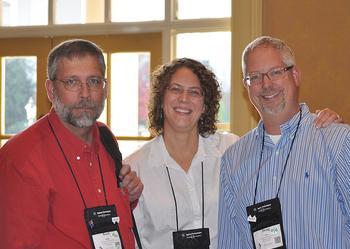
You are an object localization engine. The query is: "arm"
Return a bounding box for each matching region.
[314,108,343,128]
[119,164,144,205]
[0,160,49,249]
[335,133,350,241]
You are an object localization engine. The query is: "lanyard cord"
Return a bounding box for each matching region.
[97,156,108,205]
[48,117,108,208]
[201,162,204,228]
[253,108,302,204]
[166,162,205,231]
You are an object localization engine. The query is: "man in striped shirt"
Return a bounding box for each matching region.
[218,36,350,249]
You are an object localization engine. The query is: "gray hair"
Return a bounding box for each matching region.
[241,36,296,77]
[47,39,106,80]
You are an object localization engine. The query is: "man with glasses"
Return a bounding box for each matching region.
[0,39,143,249]
[218,36,350,249]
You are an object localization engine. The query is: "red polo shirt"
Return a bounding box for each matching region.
[0,110,135,249]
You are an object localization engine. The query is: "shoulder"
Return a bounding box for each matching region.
[123,136,160,170]
[304,113,350,144]
[0,115,52,179]
[222,129,256,158]
[0,115,51,162]
[203,132,240,152]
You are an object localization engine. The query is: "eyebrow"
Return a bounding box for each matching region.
[169,82,202,89]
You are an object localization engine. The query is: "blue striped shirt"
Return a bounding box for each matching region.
[218,103,350,249]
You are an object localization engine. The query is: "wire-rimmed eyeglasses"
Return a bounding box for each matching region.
[54,77,106,92]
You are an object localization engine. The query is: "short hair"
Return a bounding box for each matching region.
[148,57,221,137]
[241,36,296,77]
[47,39,106,80]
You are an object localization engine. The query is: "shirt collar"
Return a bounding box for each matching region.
[47,108,100,154]
[148,133,221,169]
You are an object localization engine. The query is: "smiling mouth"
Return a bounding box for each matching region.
[174,107,192,114]
[262,91,280,100]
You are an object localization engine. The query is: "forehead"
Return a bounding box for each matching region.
[170,67,200,87]
[56,54,103,77]
[246,46,285,73]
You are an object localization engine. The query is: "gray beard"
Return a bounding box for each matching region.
[53,94,104,128]
[261,100,286,115]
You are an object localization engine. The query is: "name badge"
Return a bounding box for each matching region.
[173,227,210,249]
[246,198,286,249]
[84,205,124,249]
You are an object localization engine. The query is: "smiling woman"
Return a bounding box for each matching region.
[124,57,240,249]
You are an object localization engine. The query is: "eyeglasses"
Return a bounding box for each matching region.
[244,65,294,86]
[54,77,106,92]
[166,83,203,98]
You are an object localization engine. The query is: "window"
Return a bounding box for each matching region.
[0,0,48,26]
[177,0,231,19]
[110,52,151,137]
[1,56,37,134]
[0,0,262,155]
[111,0,164,22]
[55,0,105,24]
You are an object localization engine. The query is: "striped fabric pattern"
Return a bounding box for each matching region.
[218,104,350,249]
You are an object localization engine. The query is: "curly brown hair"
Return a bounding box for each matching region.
[148,57,221,137]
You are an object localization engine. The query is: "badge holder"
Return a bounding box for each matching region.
[173,227,210,249]
[166,163,210,249]
[246,198,286,249]
[85,205,125,249]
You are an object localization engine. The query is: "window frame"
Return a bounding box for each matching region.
[0,0,262,143]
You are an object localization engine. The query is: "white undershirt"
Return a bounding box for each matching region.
[268,134,282,144]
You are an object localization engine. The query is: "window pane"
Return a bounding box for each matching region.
[177,0,231,19]
[176,32,231,127]
[1,57,37,134]
[111,0,164,22]
[55,0,104,24]
[1,0,48,26]
[110,53,150,137]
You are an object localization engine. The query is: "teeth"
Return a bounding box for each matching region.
[174,107,191,114]
[263,92,279,99]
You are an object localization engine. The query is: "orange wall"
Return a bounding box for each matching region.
[263,0,350,122]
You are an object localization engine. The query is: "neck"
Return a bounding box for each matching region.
[262,106,300,135]
[62,121,94,144]
[163,128,199,172]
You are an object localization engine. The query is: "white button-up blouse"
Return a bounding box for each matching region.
[124,132,239,249]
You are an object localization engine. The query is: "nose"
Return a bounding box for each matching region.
[178,89,190,102]
[79,81,91,97]
[261,73,273,89]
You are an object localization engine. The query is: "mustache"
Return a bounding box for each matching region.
[72,99,98,109]
[260,87,279,96]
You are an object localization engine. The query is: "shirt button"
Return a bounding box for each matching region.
[276,150,279,155]
[97,188,102,193]
[89,162,92,166]
[76,156,81,160]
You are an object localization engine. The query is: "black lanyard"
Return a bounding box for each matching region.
[166,162,205,231]
[253,108,302,204]
[48,117,108,208]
